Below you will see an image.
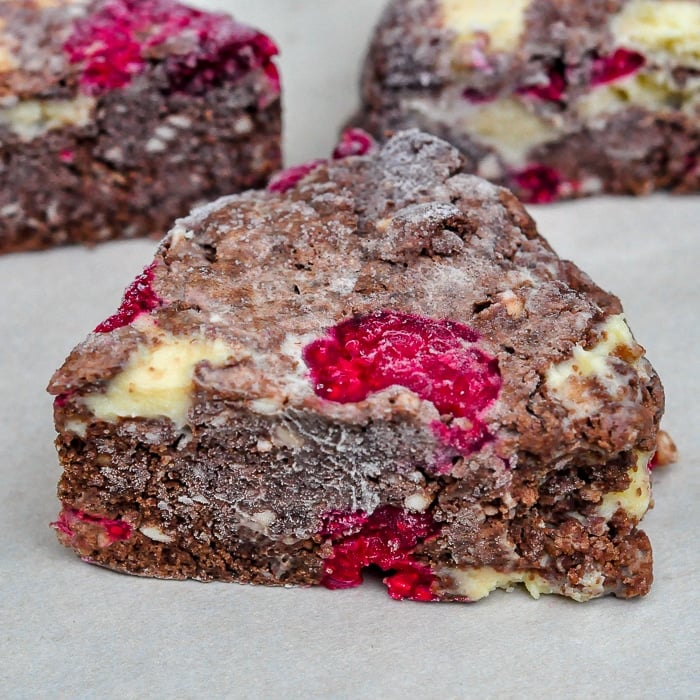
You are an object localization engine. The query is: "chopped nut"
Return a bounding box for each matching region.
[652,430,678,468]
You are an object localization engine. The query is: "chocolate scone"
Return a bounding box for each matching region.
[351,0,700,203]
[49,130,665,603]
[0,0,281,253]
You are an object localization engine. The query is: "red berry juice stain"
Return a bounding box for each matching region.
[321,506,439,601]
[511,164,573,204]
[332,129,376,159]
[267,160,325,194]
[516,49,644,103]
[518,63,567,102]
[303,310,501,456]
[94,261,162,333]
[51,507,132,544]
[268,129,376,194]
[64,0,279,96]
[590,48,645,86]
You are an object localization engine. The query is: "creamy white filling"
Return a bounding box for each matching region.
[577,71,698,120]
[439,565,609,602]
[441,0,531,53]
[612,0,700,68]
[439,566,554,601]
[84,327,234,427]
[598,450,652,521]
[408,95,558,166]
[545,315,642,418]
[0,96,95,140]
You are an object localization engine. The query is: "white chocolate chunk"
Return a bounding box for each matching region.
[85,330,234,426]
[409,96,558,166]
[441,0,531,53]
[405,493,431,512]
[499,289,524,318]
[236,509,278,535]
[598,451,652,521]
[440,565,611,602]
[612,0,700,67]
[440,566,554,601]
[250,397,284,415]
[271,423,305,449]
[139,526,174,543]
[545,315,642,418]
[0,96,95,140]
[577,72,694,120]
[465,99,556,163]
[64,419,87,438]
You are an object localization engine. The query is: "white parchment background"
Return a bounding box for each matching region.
[1,1,698,697]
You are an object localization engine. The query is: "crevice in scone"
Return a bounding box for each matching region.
[49,129,667,603]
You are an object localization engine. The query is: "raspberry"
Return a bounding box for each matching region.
[51,507,132,544]
[591,48,645,87]
[94,262,162,333]
[64,0,279,96]
[518,63,567,102]
[321,506,439,601]
[303,310,501,456]
[267,160,325,194]
[511,164,571,204]
[331,129,376,159]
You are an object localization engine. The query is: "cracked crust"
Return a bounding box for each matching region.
[49,130,663,601]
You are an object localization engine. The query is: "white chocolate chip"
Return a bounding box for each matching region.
[146,137,167,153]
[84,329,234,427]
[155,125,177,141]
[251,397,284,415]
[442,0,532,53]
[139,526,174,543]
[233,115,254,135]
[272,424,305,449]
[167,114,192,129]
[0,95,95,140]
[256,438,273,453]
[405,493,431,512]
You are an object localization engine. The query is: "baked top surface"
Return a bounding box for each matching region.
[0,0,697,695]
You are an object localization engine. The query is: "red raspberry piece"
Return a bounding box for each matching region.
[591,48,645,87]
[321,506,439,601]
[511,164,571,204]
[267,160,325,194]
[51,508,132,544]
[332,129,377,159]
[303,310,501,456]
[94,262,162,333]
[64,0,279,96]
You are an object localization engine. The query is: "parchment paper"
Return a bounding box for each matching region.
[1,2,698,697]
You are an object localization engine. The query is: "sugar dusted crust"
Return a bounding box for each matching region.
[0,0,281,253]
[351,0,700,202]
[49,130,664,602]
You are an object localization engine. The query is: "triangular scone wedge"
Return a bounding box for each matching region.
[49,130,664,602]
